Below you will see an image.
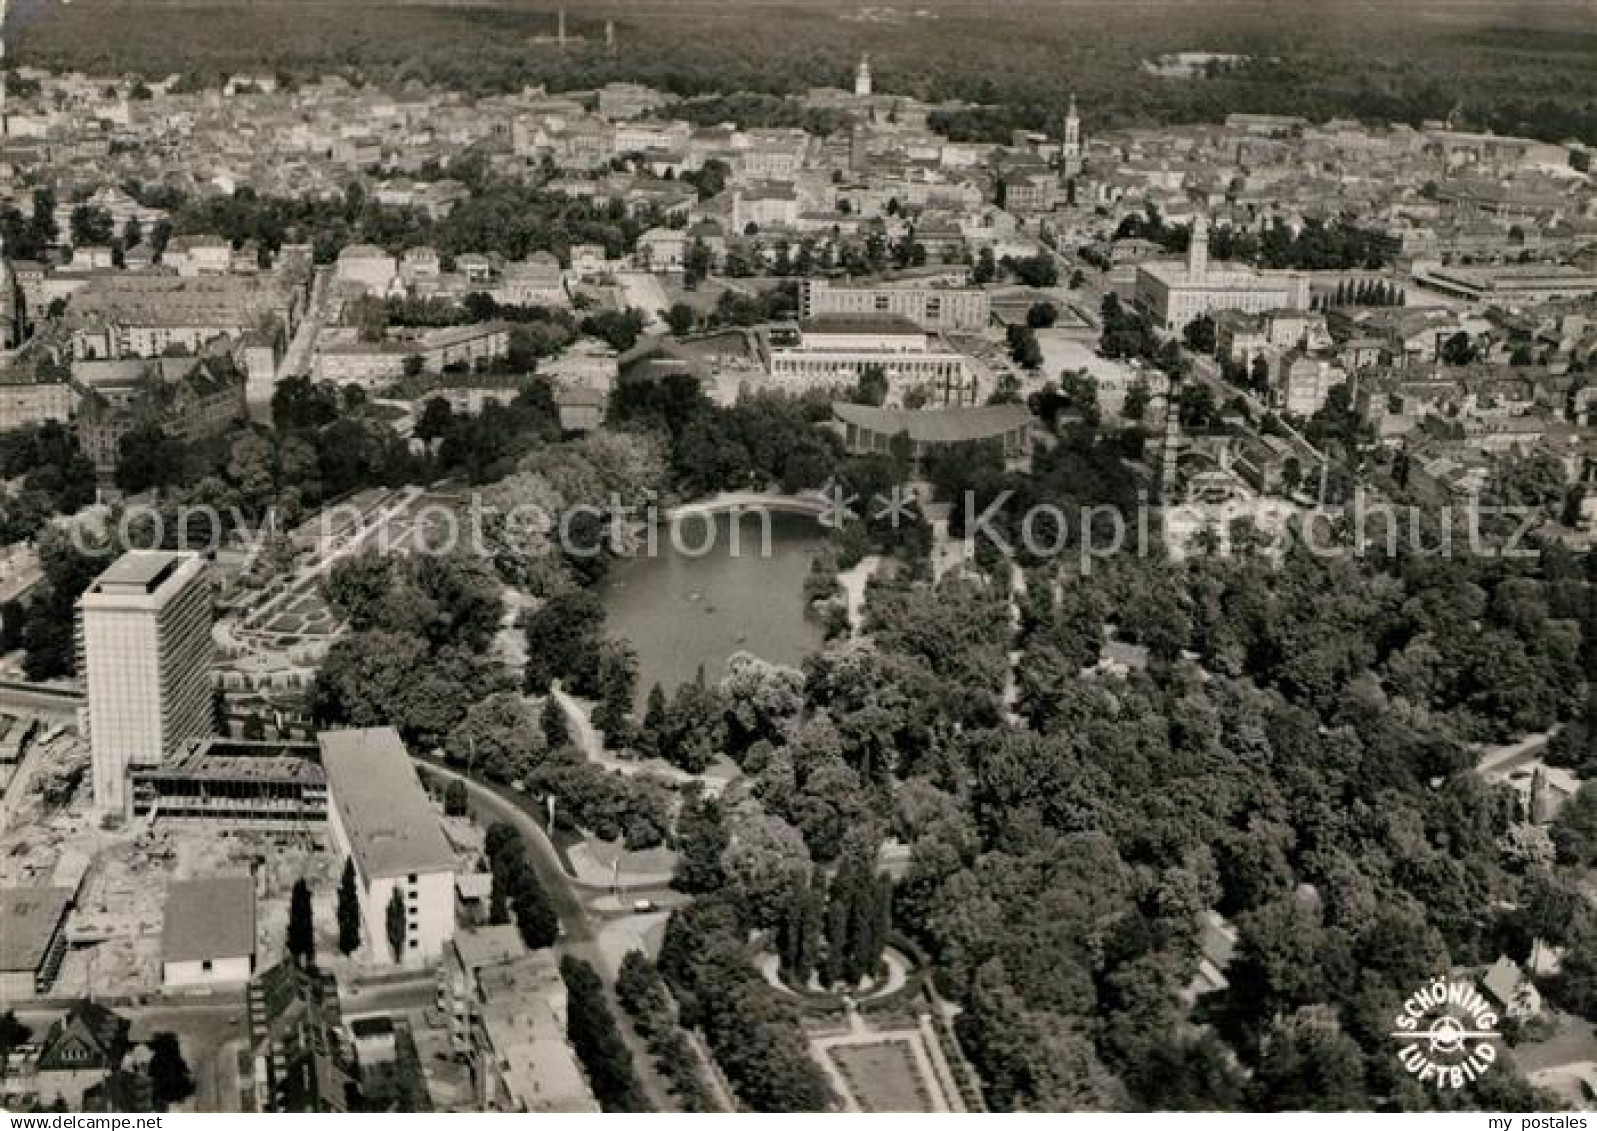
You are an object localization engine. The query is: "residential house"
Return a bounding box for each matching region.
[1482,955,1543,1022]
[163,235,234,278]
[31,1002,132,1109]
[336,245,399,295]
[636,228,689,272]
[491,253,567,308]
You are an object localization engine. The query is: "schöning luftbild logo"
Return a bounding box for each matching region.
[1391,977,1500,1089]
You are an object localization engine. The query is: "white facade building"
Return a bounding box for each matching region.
[1134,216,1310,332]
[320,728,456,968]
[78,551,213,814]
[335,244,400,295]
[161,876,256,989]
[802,278,991,333]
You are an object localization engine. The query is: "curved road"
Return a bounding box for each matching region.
[417,756,595,945]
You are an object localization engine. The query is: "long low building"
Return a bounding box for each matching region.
[66,272,302,361]
[801,277,991,332]
[769,314,978,406]
[0,886,73,999]
[320,727,456,968]
[1410,262,1597,305]
[831,400,1035,461]
[312,323,512,391]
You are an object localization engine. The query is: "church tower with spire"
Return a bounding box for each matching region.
[854,54,873,98]
[1188,213,1209,282]
[1062,93,1082,178]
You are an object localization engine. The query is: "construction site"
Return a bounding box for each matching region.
[1,754,335,999]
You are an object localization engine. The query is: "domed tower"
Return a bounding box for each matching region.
[854,54,873,98]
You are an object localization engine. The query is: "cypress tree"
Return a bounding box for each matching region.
[671,790,727,894]
[336,858,361,955]
[838,843,881,985]
[847,884,876,984]
[777,870,809,982]
[287,878,315,967]
[870,875,894,976]
[542,696,570,749]
[802,870,827,987]
[513,870,560,949]
[560,956,648,1111]
[386,887,407,963]
[825,865,855,987]
[640,683,668,759]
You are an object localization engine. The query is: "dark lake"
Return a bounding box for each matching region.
[601,509,827,703]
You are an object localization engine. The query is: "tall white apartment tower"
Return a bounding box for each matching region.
[78,551,213,813]
[855,54,872,98]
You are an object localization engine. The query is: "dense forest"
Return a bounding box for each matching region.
[7,0,1595,1111]
[638,443,1597,1110]
[418,361,1597,1110]
[10,0,1597,145]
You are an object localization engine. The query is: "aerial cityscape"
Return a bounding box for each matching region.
[0,0,1594,1115]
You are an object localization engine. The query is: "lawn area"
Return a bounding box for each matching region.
[828,1040,935,1113]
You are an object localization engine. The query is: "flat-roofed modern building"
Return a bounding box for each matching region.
[0,886,73,999]
[161,876,257,989]
[319,727,456,968]
[77,551,213,814]
[1410,262,1597,305]
[801,278,991,333]
[769,314,978,406]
